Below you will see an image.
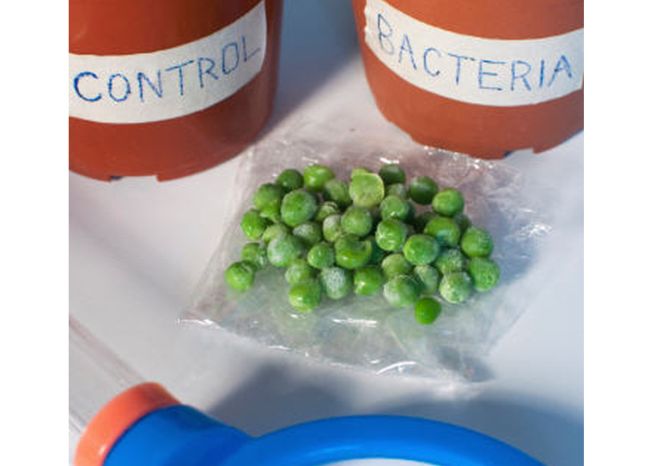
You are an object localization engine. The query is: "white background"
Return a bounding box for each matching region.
[69,2,583,465]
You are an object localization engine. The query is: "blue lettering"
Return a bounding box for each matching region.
[548,55,573,87]
[198,57,218,88]
[447,53,475,85]
[539,59,546,88]
[377,13,394,55]
[107,73,131,102]
[222,43,240,75]
[242,35,260,62]
[398,33,417,70]
[165,60,194,96]
[137,71,163,102]
[478,59,504,91]
[422,48,442,77]
[73,71,102,102]
[510,60,532,91]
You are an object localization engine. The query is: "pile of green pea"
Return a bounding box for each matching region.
[225,163,500,325]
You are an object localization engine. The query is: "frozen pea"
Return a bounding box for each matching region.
[379,163,406,185]
[262,223,289,243]
[267,234,305,267]
[303,164,335,192]
[320,267,353,300]
[408,176,438,205]
[281,189,318,227]
[334,235,372,270]
[414,297,442,325]
[225,261,256,292]
[383,275,420,308]
[341,206,373,237]
[241,242,267,270]
[403,234,440,265]
[461,227,494,258]
[241,209,270,240]
[276,169,304,191]
[454,213,472,233]
[381,253,412,279]
[253,183,285,211]
[322,214,345,242]
[434,248,466,275]
[288,279,322,312]
[315,201,340,222]
[353,266,384,296]
[368,236,386,265]
[439,272,473,304]
[349,172,385,208]
[432,188,464,217]
[468,257,500,292]
[293,222,322,246]
[380,195,410,221]
[375,219,408,252]
[285,258,316,286]
[424,216,461,247]
[307,242,335,269]
[324,179,352,208]
[414,211,436,233]
[259,203,281,224]
[413,264,440,295]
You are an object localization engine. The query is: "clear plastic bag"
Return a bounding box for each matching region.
[182,118,550,385]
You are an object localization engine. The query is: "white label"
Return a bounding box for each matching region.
[364,0,583,107]
[69,1,266,124]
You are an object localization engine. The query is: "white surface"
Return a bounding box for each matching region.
[70,2,583,465]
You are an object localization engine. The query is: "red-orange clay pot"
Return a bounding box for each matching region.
[352,0,583,158]
[70,0,283,181]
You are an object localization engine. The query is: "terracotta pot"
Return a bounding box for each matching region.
[352,0,583,158]
[70,0,283,180]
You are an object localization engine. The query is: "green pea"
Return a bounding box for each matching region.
[288,279,322,312]
[276,168,304,191]
[253,183,285,211]
[320,267,353,300]
[324,179,352,208]
[381,253,412,279]
[322,214,345,242]
[315,201,340,222]
[341,206,373,236]
[259,203,282,223]
[303,164,335,192]
[383,274,420,308]
[267,234,305,267]
[413,264,440,295]
[408,176,438,205]
[414,297,442,325]
[225,261,256,292]
[375,219,408,252]
[241,242,267,270]
[350,167,372,179]
[293,222,322,246]
[280,189,318,227]
[454,213,472,233]
[403,234,440,265]
[307,242,335,269]
[285,258,316,286]
[334,234,372,270]
[439,272,473,304]
[380,194,410,221]
[379,163,406,185]
[432,188,465,217]
[262,223,290,243]
[414,211,436,233]
[468,257,500,292]
[241,209,270,240]
[367,236,386,265]
[353,266,384,296]
[386,183,408,198]
[424,216,461,247]
[434,248,466,275]
[349,172,385,208]
[461,227,494,258]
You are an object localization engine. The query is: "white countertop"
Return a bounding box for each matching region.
[70,1,583,464]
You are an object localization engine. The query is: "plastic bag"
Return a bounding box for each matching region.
[182,118,550,385]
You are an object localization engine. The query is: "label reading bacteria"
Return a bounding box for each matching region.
[364,0,583,107]
[69,1,266,124]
